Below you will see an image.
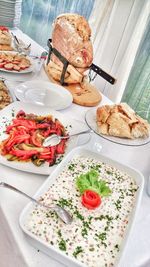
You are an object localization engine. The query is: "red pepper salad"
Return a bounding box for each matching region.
[0,110,68,166]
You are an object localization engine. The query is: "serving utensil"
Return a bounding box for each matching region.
[11,32,20,44]
[36,51,47,73]
[0,181,73,224]
[0,76,27,83]
[43,129,93,147]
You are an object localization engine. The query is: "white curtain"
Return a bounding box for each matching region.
[89,0,150,102]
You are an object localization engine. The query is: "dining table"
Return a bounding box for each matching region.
[0,28,150,267]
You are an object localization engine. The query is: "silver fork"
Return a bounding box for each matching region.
[0,181,73,224]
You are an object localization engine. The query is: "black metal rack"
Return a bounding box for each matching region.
[47,38,116,85]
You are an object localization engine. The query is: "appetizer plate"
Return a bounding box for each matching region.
[0,79,16,109]
[85,108,150,146]
[19,147,144,267]
[0,102,87,175]
[14,80,73,110]
[0,51,34,74]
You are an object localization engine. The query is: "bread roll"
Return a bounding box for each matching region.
[96,103,150,139]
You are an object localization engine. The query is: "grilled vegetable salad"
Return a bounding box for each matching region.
[0,110,68,166]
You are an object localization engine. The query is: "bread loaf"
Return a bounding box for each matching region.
[47,13,93,84]
[52,13,93,68]
[96,103,150,139]
[0,26,13,50]
[0,30,11,45]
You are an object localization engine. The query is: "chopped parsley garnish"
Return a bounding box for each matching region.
[57,230,62,237]
[57,198,73,208]
[68,163,76,171]
[74,209,84,221]
[58,239,67,251]
[73,246,83,258]
[106,170,113,175]
[55,155,64,165]
[81,227,88,237]
[114,199,122,210]
[96,232,107,241]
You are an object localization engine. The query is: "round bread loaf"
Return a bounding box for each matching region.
[52,13,93,68]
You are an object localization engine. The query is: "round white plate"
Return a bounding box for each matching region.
[0,51,33,74]
[0,102,87,175]
[14,80,73,110]
[85,108,150,146]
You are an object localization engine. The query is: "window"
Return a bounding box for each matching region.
[20,0,95,48]
[122,19,150,122]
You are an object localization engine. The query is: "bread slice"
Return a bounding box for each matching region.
[96,103,150,139]
[0,44,13,51]
[0,30,12,45]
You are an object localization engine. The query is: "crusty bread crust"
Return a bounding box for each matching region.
[55,13,91,41]
[0,44,13,51]
[96,103,150,139]
[0,30,12,45]
[52,13,93,69]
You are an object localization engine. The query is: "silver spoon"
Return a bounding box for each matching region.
[43,129,93,147]
[0,181,73,224]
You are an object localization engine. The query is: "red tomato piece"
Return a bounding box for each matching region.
[13,64,21,71]
[19,65,27,70]
[81,190,101,210]
[0,62,5,68]
[12,61,20,65]
[0,26,9,31]
[4,63,13,70]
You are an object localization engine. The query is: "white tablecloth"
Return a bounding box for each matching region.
[0,29,150,267]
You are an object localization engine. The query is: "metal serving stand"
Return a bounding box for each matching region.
[47,39,116,86]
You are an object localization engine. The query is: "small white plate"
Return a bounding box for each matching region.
[0,102,87,175]
[0,51,34,74]
[14,80,73,110]
[85,108,150,146]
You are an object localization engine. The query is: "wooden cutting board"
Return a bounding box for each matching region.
[45,65,102,107]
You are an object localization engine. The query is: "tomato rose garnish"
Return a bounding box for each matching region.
[81,190,101,210]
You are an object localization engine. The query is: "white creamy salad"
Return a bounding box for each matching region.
[26,155,138,267]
